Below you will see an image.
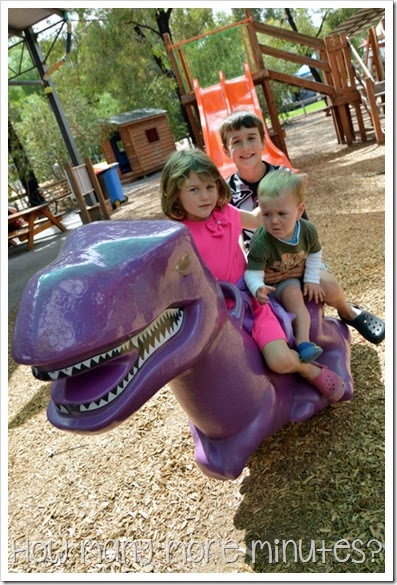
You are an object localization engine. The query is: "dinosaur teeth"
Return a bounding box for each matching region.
[107,390,118,402]
[53,308,184,416]
[43,308,185,383]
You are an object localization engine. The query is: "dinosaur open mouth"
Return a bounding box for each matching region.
[35,308,184,415]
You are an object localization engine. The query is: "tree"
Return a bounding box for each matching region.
[322,8,358,34]
[8,118,45,206]
[64,8,218,141]
[284,8,322,83]
[231,8,285,25]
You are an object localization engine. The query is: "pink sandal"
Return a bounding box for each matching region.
[310,363,345,402]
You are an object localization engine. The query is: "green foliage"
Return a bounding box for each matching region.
[62,9,190,139]
[212,10,234,28]
[8,7,361,183]
[10,93,66,181]
[10,85,110,181]
[171,8,216,42]
[8,40,42,111]
[322,8,358,35]
[178,24,255,89]
[232,8,285,25]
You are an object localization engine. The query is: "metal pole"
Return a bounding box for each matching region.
[24,27,82,166]
[8,80,44,86]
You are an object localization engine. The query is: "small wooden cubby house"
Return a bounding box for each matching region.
[101,109,176,182]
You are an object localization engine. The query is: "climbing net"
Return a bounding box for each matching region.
[170,20,256,92]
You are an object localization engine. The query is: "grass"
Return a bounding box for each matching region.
[281,100,328,121]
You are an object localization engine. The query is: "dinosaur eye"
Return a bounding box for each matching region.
[176,254,192,276]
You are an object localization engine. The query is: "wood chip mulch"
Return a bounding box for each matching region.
[8,112,386,575]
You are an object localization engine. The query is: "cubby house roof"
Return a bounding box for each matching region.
[107,109,167,127]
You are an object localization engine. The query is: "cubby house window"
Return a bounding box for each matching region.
[145,128,160,143]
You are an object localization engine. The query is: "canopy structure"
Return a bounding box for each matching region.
[8,8,82,166]
[330,8,385,38]
[8,8,65,37]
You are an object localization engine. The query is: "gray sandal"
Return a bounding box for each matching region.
[340,304,385,344]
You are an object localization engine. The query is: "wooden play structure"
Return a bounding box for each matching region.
[101,109,176,183]
[336,14,385,145]
[164,8,385,156]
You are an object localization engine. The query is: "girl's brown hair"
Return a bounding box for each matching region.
[161,149,231,220]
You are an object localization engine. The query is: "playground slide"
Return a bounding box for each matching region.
[194,63,296,179]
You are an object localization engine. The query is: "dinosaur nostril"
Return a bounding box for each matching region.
[176,254,192,276]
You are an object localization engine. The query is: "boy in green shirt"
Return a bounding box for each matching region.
[245,170,324,363]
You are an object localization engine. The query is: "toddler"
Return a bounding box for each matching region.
[245,170,324,363]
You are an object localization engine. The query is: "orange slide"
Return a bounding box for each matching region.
[193,63,296,179]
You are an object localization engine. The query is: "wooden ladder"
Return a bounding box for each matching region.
[348,38,385,145]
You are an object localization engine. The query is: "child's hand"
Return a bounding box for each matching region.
[303,282,325,303]
[256,285,276,304]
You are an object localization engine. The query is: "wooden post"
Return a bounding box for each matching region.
[164,32,202,146]
[324,34,357,145]
[85,158,111,220]
[65,161,91,225]
[365,78,385,144]
[247,20,288,156]
[164,33,188,94]
[368,27,384,81]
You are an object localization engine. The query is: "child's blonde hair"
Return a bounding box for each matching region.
[258,169,307,204]
[161,148,231,220]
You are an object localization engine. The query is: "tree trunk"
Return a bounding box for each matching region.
[284,8,323,83]
[8,118,46,207]
[132,9,196,141]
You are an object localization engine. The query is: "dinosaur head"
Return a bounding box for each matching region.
[12,220,226,433]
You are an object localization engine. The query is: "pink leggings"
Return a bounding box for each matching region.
[251,298,287,350]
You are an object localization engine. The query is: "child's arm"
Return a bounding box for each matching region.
[303,250,325,303]
[244,269,276,305]
[239,207,262,230]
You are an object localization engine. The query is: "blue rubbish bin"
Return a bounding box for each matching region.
[97,163,127,208]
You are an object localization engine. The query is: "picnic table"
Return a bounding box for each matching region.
[8,203,67,251]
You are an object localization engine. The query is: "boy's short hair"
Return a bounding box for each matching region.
[160,148,231,220]
[258,169,307,204]
[219,110,265,148]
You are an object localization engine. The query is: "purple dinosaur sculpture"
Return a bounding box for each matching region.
[12,221,353,480]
